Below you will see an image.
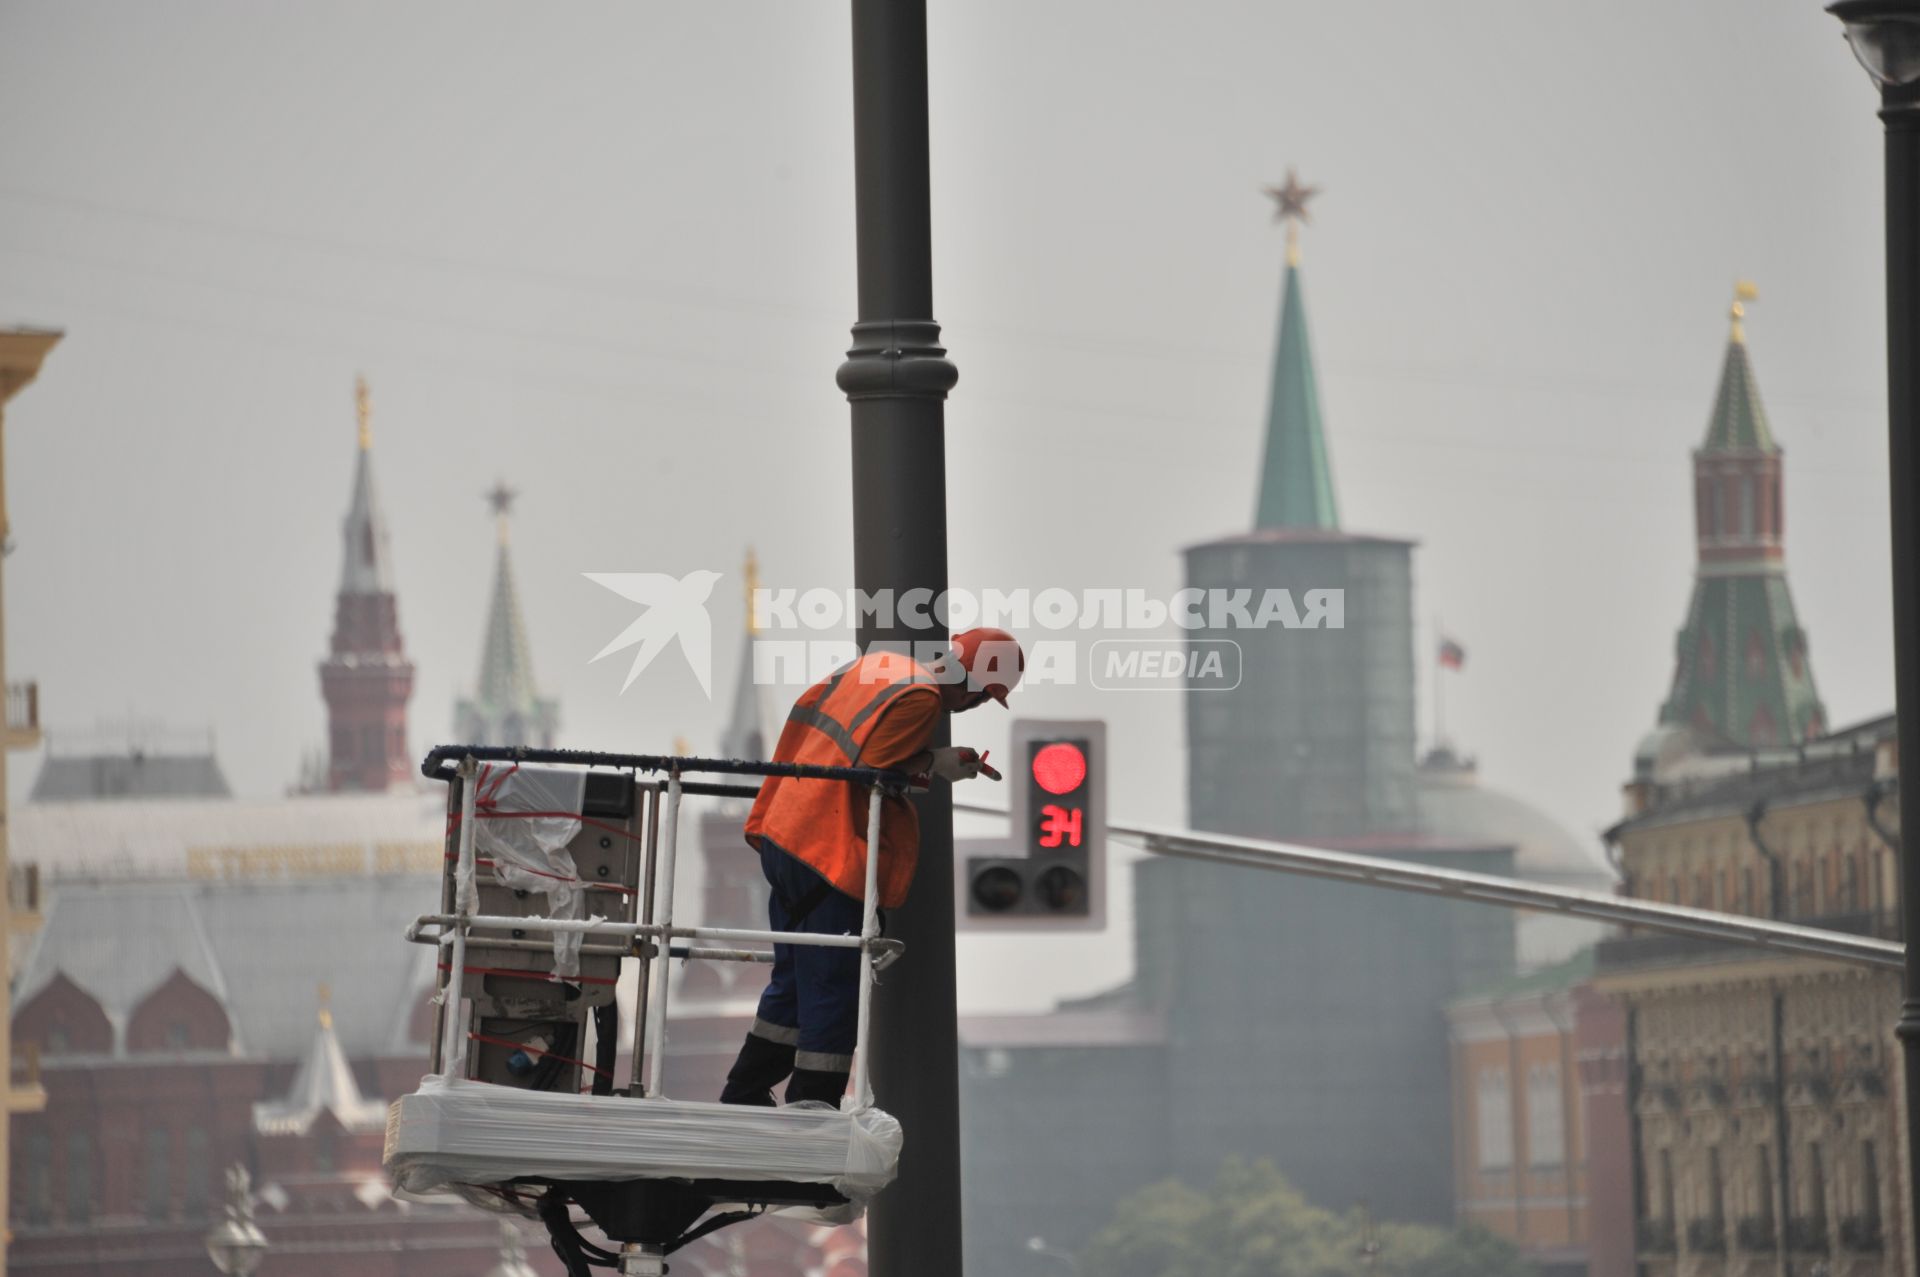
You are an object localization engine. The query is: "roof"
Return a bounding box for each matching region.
[1450,946,1596,1007]
[1253,262,1339,531]
[13,787,445,880]
[15,875,440,1061]
[1417,753,1613,884]
[29,749,231,802]
[1657,570,1825,749]
[455,537,558,746]
[1700,336,1777,453]
[339,445,396,596]
[0,328,63,401]
[254,1010,390,1134]
[1610,737,1885,837]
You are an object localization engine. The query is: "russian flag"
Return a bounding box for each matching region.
[1438,638,1466,671]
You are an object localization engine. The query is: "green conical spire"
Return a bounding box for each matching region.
[1701,289,1777,453]
[1253,173,1338,531]
[454,482,559,747]
[1254,256,1339,530]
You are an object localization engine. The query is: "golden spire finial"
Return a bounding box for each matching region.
[1263,169,1320,268]
[744,546,761,635]
[673,734,693,758]
[486,480,517,547]
[317,982,333,1030]
[355,376,372,451]
[1730,280,1758,345]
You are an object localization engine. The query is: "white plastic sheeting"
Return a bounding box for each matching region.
[472,763,593,978]
[384,1076,903,1205]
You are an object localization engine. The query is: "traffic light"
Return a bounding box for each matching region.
[961,719,1105,929]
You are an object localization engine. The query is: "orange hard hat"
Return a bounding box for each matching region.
[950,627,1024,706]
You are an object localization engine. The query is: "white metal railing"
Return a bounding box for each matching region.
[417,748,907,1105]
[954,801,1905,972]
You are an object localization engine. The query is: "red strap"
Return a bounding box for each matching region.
[467,1030,610,1078]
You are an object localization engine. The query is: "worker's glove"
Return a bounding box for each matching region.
[928,746,985,783]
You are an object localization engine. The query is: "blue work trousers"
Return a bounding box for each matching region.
[749,843,869,1073]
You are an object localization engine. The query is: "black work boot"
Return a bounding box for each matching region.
[719,1032,796,1106]
[784,1067,850,1108]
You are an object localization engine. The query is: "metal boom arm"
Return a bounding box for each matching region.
[956,803,1903,972]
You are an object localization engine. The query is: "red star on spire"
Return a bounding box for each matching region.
[1263,168,1320,226]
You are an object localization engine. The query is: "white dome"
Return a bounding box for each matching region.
[1416,751,1613,886]
[1417,749,1616,971]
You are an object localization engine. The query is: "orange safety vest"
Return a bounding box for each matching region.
[745,651,940,908]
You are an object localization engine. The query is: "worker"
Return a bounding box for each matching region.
[719,626,1023,1107]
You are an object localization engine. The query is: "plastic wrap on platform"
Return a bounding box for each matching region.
[472,762,591,977]
[384,1076,902,1204]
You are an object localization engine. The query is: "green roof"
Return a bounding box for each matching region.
[1701,338,1777,453]
[1253,263,1339,530]
[1659,572,1824,747]
[1453,947,1596,1004]
[476,542,540,718]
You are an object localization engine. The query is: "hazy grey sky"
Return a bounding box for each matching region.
[0,1,1895,1009]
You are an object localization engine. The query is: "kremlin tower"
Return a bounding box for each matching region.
[317,378,415,792]
[1655,286,1826,747]
[1183,171,1417,842]
[454,482,559,748]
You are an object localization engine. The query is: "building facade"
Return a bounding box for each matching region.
[1600,718,1906,1277]
[1601,295,1905,1277]
[1,326,63,1276]
[1447,953,1634,1277]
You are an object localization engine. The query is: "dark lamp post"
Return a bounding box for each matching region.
[1829,3,1920,1273]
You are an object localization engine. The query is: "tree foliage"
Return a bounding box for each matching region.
[1081,1159,1537,1277]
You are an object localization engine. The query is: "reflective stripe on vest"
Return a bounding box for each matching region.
[746,652,939,908]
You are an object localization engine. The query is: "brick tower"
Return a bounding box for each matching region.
[1656,285,1826,747]
[319,377,415,791]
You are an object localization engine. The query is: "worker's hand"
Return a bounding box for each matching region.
[928,746,987,783]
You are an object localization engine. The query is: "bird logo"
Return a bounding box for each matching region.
[584,569,723,697]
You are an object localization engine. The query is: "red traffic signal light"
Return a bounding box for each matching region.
[960,719,1105,929]
[1030,742,1088,795]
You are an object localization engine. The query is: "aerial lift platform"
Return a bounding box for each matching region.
[383,746,908,1277]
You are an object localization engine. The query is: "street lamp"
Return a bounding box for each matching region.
[1832,1,1920,90]
[203,1164,269,1277]
[1827,4,1920,1276]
